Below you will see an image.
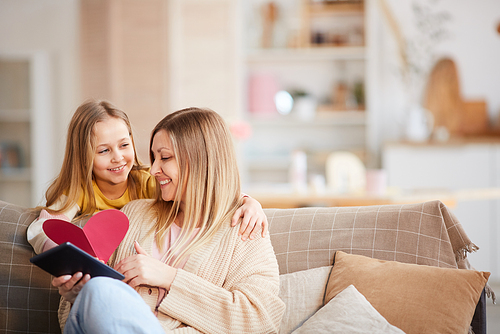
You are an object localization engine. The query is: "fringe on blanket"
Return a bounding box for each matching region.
[485,283,497,304]
[455,242,496,304]
[455,242,479,263]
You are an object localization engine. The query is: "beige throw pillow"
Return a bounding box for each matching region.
[278,266,332,334]
[293,285,405,334]
[325,251,490,334]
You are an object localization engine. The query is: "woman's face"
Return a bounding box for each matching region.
[150,130,181,204]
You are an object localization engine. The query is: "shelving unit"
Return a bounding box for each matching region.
[300,1,365,48]
[241,0,369,187]
[0,53,53,207]
[0,59,32,207]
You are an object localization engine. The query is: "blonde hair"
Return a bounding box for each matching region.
[149,107,242,266]
[41,99,148,218]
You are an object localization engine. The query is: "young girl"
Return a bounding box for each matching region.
[54,107,284,333]
[27,99,267,255]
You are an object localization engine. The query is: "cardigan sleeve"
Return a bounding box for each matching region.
[157,232,285,334]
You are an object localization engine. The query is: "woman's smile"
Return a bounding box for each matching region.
[159,178,171,186]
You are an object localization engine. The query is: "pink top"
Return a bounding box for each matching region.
[151,223,200,314]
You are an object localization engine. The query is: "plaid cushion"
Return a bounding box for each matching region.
[0,200,60,334]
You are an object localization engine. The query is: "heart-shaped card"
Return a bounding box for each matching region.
[43,209,129,262]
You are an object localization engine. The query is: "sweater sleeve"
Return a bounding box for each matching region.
[158,231,285,334]
[26,196,80,254]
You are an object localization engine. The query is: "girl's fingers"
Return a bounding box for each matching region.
[240,217,257,241]
[262,217,269,237]
[239,215,250,237]
[231,207,243,227]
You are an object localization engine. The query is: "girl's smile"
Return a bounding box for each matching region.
[108,165,127,172]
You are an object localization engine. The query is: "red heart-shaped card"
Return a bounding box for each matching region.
[43,209,129,262]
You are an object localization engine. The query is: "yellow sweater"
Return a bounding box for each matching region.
[59,199,285,333]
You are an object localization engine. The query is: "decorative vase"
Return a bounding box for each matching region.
[405,104,434,142]
[293,96,316,122]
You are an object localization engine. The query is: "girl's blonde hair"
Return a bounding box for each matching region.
[42,99,148,218]
[149,107,242,266]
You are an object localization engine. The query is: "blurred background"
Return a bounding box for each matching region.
[1,0,500,287]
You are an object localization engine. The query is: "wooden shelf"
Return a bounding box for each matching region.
[246,46,366,62]
[308,2,364,16]
[248,111,366,126]
[300,0,365,48]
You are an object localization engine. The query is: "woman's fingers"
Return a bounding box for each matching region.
[115,254,176,290]
[51,272,90,304]
[134,240,149,255]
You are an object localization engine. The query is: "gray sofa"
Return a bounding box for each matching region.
[0,199,489,333]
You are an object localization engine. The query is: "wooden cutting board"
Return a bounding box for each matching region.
[423,58,464,135]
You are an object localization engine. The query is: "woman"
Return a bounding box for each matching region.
[54,107,285,333]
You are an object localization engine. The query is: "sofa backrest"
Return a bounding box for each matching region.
[266,200,471,275]
[0,200,61,334]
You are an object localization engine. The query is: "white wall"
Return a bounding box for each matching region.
[0,0,80,203]
[372,0,500,148]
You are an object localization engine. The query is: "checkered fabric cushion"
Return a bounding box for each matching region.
[0,200,60,333]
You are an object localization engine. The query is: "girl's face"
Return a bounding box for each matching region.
[150,130,181,205]
[92,117,135,196]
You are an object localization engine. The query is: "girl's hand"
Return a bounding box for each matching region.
[114,241,177,290]
[52,272,91,304]
[231,196,268,241]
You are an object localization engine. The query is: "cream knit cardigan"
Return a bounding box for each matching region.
[58,199,285,333]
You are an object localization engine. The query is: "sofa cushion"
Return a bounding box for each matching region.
[0,201,61,333]
[293,285,404,334]
[278,266,332,333]
[325,251,490,334]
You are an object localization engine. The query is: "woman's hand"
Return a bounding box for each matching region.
[52,272,90,304]
[231,196,268,241]
[114,241,177,290]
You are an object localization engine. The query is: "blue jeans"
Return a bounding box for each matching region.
[64,277,165,334]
